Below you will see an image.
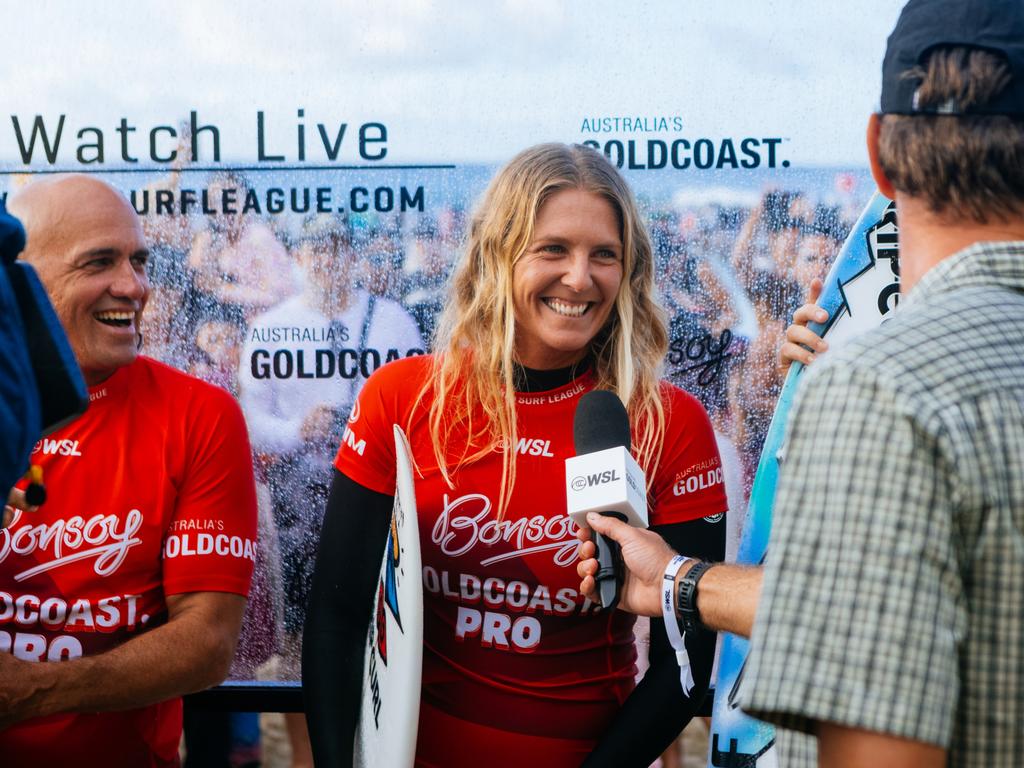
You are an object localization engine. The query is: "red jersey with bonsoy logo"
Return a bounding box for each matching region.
[0,357,258,768]
[335,356,726,767]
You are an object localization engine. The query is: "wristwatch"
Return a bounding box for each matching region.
[676,560,715,634]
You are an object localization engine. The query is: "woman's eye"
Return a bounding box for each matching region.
[593,249,620,262]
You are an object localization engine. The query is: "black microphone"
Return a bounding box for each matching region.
[568,390,647,610]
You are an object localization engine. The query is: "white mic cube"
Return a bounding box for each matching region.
[565,446,648,529]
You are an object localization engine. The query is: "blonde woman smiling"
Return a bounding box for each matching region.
[303,144,727,768]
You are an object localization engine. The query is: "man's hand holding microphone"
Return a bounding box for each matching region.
[567,388,765,640]
[576,509,763,640]
[576,513,678,618]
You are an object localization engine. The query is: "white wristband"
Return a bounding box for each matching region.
[662,555,695,696]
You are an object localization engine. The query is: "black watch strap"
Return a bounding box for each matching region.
[676,560,715,634]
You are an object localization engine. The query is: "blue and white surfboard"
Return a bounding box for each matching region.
[707,192,898,768]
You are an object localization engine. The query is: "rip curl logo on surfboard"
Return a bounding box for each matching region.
[375,512,406,666]
[818,200,900,349]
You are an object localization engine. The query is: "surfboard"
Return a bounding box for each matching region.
[354,424,424,768]
[707,192,899,767]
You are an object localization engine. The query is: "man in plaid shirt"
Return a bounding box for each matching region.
[578,1,1024,765]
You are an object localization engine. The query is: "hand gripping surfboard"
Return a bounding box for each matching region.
[707,193,898,768]
[354,425,424,768]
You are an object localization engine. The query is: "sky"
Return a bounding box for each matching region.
[0,0,904,167]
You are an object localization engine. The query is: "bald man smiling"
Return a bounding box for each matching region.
[0,176,258,768]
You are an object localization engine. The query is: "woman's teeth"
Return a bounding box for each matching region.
[543,298,590,317]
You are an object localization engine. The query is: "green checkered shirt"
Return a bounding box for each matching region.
[740,241,1024,767]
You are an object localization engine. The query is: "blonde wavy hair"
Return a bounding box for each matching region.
[413,143,669,515]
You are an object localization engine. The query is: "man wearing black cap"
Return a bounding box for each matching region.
[578,1,1024,765]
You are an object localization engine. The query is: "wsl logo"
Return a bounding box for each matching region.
[32,438,83,457]
[570,470,621,492]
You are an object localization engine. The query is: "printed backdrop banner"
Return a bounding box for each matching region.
[1,0,901,693]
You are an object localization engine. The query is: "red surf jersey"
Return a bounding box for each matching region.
[335,356,726,767]
[0,357,258,768]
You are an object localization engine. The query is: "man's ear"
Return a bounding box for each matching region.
[867,113,897,200]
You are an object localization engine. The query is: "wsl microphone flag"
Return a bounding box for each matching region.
[567,390,648,608]
[565,446,647,528]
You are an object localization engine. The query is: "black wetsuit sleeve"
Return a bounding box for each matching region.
[581,515,726,768]
[303,468,393,768]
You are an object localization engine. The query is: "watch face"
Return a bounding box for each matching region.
[678,561,712,634]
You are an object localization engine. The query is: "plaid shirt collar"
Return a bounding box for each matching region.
[903,239,1024,309]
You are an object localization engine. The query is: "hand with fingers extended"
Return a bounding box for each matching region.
[779,277,830,373]
[576,512,677,618]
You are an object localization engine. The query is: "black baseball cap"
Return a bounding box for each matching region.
[880,0,1024,115]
